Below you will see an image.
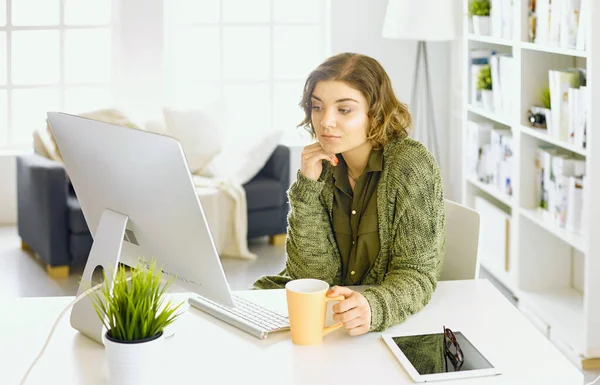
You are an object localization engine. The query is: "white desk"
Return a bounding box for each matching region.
[2,280,582,384]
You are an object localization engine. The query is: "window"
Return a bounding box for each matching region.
[0,0,113,149]
[164,0,329,142]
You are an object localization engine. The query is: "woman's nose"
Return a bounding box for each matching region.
[321,109,336,128]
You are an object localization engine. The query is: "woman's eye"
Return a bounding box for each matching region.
[311,106,323,111]
[339,109,351,114]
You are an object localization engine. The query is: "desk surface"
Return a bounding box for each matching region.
[2,280,582,385]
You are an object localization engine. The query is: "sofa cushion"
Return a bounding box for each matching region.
[244,177,285,211]
[163,105,225,173]
[70,232,93,266]
[67,196,89,234]
[200,129,284,185]
[40,109,140,163]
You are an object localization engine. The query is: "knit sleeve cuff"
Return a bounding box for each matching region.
[288,170,325,205]
[362,289,385,332]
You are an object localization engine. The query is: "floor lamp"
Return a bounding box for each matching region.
[382,0,457,162]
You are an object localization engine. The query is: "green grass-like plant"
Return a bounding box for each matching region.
[477,65,493,90]
[469,0,491,16]
[538,85,551,109]
[88,259,184,342]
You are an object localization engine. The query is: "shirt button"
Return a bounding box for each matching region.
[350,271,356,275]
[352,240,355,245]
[352,210,357,215]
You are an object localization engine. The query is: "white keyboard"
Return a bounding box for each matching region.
[188,294,290,340]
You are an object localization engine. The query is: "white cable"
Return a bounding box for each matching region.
[20,282,103,385]
[587,374,600,385]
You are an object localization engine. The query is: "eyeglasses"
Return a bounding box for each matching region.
[443,325,464,372]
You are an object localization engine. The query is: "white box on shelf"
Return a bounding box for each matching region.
[475,196,511,278]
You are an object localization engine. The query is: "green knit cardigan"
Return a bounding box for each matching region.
[253,137,446,332]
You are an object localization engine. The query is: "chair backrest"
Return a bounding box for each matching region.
[439,199,481,281]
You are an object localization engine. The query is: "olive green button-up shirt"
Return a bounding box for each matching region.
[332,149,382,286]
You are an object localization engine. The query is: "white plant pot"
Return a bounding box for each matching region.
[481,89,494,112]
[472,16,491,36]
[103,331,166,385]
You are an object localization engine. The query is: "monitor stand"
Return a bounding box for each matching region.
[70,208,129,345]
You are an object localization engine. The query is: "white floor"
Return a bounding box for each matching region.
[1,225,598,383]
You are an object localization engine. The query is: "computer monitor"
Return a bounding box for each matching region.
[47,111,235,344]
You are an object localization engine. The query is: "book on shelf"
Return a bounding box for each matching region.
[565,175,584,232]
[535,146,586,232]
[576,0,588,50]
[490,0,513,39]
[491,0,503,38]
[567,86,587,148]
[547,68,586,144]
[490,53,502,113]
[466,120,513,196]
[501,0,513,39]
[580,175,589,237]
[533,0,584,49]
[533,0,550,44]
[471,49,514,116]
[466,120,492,178]
[498,55,515,116]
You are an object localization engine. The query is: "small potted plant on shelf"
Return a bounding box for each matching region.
[88,259,184,385]
[469,0,491,36]
[477,64,494,111]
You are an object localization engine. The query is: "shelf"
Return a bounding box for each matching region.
[519,208,586,253]
[520,126,587,156]
[520,42,588,58]
[467,178,513,207]
[468,34,514,47]
[519,288,585,355]
[467,105,512,126]
[480,259,518,296]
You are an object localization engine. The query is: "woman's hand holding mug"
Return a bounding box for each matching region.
[327,286,372,336]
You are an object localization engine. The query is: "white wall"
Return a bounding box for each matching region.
[329,0,459,200]
[113,0,164,124]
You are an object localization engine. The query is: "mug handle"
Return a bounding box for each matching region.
[322,295,345,336]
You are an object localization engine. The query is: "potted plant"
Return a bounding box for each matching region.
[469,0,491,36]
[477,64,494,111]
[88,259,184,385]
[538,85,552,130]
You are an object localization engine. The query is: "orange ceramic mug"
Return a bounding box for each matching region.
[285,278,345,345]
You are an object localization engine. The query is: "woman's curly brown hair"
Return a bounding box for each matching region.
[298,52,412,149]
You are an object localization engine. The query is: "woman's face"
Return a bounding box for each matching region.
[310,80,370,154]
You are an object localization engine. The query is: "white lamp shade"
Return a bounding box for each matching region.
[382,0,457,41]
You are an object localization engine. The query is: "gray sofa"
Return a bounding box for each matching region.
[16,145,290,274]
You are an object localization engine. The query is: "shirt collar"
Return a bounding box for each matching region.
[333,155,352,196]
[332,148,383,192]
[365,148,383,173]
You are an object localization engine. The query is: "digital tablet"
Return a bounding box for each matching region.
[382,330,501,382]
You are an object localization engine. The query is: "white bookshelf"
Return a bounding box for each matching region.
[519,208,586,253]
[466,177,513,207]
[520,125,588,156]
[468,33,514,47]
[520,41,588,58]
[467,104,512,126]
[461,0,600,369]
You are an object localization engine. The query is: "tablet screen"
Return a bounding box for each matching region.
[391,331,495,375]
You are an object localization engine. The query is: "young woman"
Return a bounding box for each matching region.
[254,52,446,336]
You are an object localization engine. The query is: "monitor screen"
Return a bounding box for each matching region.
[391,331,495,375]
